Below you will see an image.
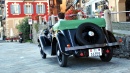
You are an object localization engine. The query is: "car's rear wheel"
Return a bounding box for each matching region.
[40,47,46,59]
[56,43,68,67]
[76,23,105,45]
[73,54,80,58]
[100,47,113,62]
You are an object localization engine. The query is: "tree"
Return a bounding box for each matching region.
[16,17,30,42]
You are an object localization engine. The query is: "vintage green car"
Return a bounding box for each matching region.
[38,18,120,67]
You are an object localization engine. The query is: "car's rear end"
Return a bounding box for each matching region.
[52,18,121,67]
[54,18,121,59]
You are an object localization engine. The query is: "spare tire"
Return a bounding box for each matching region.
[76,22,105,45]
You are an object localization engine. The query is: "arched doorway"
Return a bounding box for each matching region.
[125,0,130,21]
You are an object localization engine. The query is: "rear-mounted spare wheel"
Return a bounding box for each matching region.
[76,22,105,45]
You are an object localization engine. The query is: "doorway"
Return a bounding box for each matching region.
[126,0,130,21]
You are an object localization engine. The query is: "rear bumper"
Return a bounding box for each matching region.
[65,42,120,51]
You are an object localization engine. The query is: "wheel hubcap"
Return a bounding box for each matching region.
[57,50,60,56]
[88,31,94,36]
[57,49,62,62]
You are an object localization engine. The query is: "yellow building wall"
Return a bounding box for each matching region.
[117,2,126,22]
[6,18,23,37]
[109,0,117,22]
[60,0,66,13]
[108,0,126,22]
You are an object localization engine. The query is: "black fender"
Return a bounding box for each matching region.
[107,31,117,43]
[51,37,57,55]
[52,32,71,55]
[38,35,51,51]
[103,29,119,48]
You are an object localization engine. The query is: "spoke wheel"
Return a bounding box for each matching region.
[56,43,68,67]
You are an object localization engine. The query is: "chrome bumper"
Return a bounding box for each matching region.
[65,42,120,51]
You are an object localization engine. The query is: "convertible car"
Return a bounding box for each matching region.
[38,18,120,67]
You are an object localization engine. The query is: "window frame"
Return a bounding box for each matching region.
[10,3,21,15]
[24,4,33,15]
[36,4,45,14]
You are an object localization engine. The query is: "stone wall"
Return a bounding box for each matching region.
[113,36,130,59]
[32,24,44,44]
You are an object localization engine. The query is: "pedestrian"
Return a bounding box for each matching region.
[65,5,79,20]
[52,12,65,31]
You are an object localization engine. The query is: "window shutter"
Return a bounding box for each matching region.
[36,5,39,14]
[42,4,45,14]
[24,4,26,14]
[18,5,21,14]
[31,5,33,14]
[10,4,14,14]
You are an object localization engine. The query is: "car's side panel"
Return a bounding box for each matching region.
[55,32,72,55]
[62,29,77,47]
[102,28,119,48]
[39,36,52,55]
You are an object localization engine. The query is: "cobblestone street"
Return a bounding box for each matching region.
[1,42,130,73]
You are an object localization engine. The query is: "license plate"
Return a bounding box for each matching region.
[89,48,102,57]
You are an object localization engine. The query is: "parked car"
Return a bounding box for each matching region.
[38,18,120,67]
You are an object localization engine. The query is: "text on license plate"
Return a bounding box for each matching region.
[89,48,102,57]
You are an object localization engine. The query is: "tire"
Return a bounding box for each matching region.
[40,47,46,59]
[19,39,22,43]
[73,54,80,58]
[76,23,105,45]
[56,43,68,67]
[100,47,113,62]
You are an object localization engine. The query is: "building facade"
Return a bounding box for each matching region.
[5,0,49,38]
[0,0,5,40]
[85,0,130,22]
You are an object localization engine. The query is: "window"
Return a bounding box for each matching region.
[14,5,19,13]
[24,4,33,14]
[10,4,21,14]
[36,4,45,14]
[95,3,98,10]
